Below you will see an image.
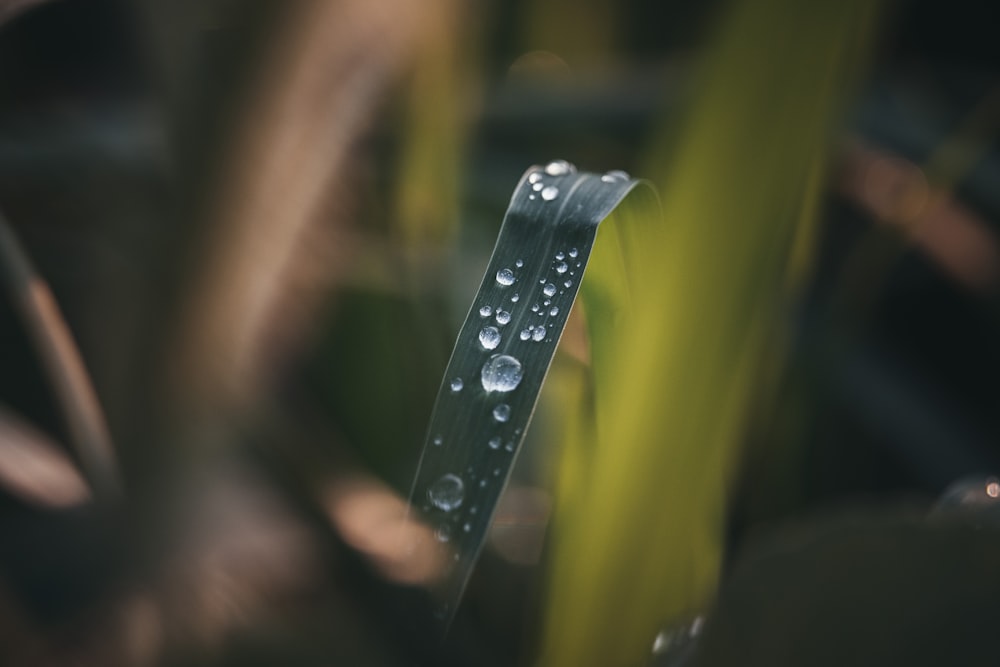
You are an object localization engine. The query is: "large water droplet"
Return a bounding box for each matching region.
[479,305,492,317]
[428,474,464,511]
[493,403,511,422]
[450,377,464,392]
[532,327,546,341]
[555,262,568,274]
[479,326,501,350]
[488,436,501,449]
[543,283,557,297]
[481,354,524,392]
[496,310,511,325]
[568,247,579,258]
[601,169,630,183]
[496,268,515,286]
[541,186,559,201]
[544,159,576,176]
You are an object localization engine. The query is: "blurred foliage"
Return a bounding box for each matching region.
[1,0,1000,665]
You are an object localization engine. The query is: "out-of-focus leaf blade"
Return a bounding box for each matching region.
[538,0,883,664]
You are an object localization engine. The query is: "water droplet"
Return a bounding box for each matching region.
[544,159,576,176]
[493,468,501,476]
[543,299,551,307]
[515,259,523,268]
[601,169,630,184]
[433,435,443,446]
[568,248,578,258]
[532,182,544,192]
[543,283,557,297]
[450,377,464,392]
[505,440,515,452]
[519,329,531,340]
[532,327,546,341]
[481,354,524,392]
[528,171,542,184]
[496,268,515,286]
[488,436,502,449]
[479,479,487,488]
[529,194,536,200]
[470,506,478,514]
[531,303,539,313]
[479,305,492,317]
[428,474,464,511]
[564,279,573,288]
[463,522,471,533]
[511,293,520,303]
[493,404,511,422]
[479,326,501,350]
[555,251,565,260]
[555,262,568,274]
[435,524,452,542]
[496,310,511,325]
[541,186,559,201]
[549,306,559,316]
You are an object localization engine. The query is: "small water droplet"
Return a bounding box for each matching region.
[511,293,520,303]
[470,506,478,514]
[541,186,559,201]
[479,305,492,317]
[479,479,487,488]
[433,435,443,446]
[564,279,573,288]
[532,182,544,192]
[488,436,502,449]
[543,283,557,297]
[515,259,523,268]
[531,303,539,313]
[601,169,630,183]
[555,262,568,274]
[519,329,531,340]
[532,327,546,341]
[450,377,464,392]
[496,268,515,286]
[505,440,515,452]
[428,474,464,511]
[555,251,565,260]
[543,299,551,307]
[568,248,578,258]
[493,468,501,476]
[495,310,511,325]
[529,194,536,200]
[479,326,501,350]
[481,354,524,392]
[493,404,511,422]
[549,306,559,316]
[463,523,471,533]
[528,171,542,184]
[544,159,576,176]
[435,524,452,542]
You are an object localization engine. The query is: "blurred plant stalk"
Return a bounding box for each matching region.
[539,0,882,664]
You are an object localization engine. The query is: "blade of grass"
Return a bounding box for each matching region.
[538,0,883,664]
[0,211,120,499]
[406,163,658,625]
